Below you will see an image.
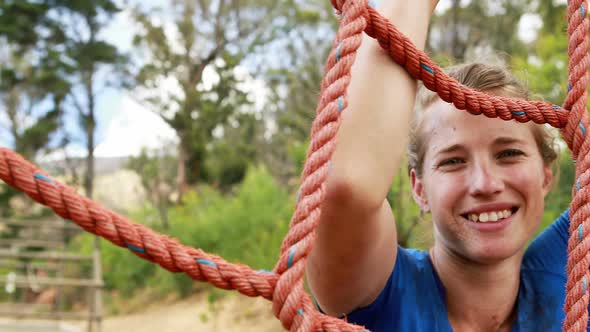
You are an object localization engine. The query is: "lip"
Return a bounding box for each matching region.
[460,202,518,215]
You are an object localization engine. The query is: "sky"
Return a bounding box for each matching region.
[3,0,554,160]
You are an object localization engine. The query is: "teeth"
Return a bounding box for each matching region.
[466,209,513,223]
[489,212,498,222]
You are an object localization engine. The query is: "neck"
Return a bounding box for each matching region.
[431,244,523,332]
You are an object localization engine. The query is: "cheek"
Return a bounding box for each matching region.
[504,164,548,225]
[423,172,467,213]
[506,163,547,194]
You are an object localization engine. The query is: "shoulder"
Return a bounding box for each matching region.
[523,209,569,276]
[518,266,566,330]
[518,210,570,330]
[346,246,448,331]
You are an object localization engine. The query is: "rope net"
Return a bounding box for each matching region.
[0,0,588,331]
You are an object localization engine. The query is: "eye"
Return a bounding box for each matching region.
[497,149,524,159]
[439,157,465,166]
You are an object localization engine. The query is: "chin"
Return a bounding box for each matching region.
[466,240,524,265]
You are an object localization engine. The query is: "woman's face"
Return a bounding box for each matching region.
[411,99,553,264]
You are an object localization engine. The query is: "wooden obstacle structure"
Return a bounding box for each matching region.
[0,218,103,332]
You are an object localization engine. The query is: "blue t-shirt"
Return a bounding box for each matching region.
[347,210,580,331]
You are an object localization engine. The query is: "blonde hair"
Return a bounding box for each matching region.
[408,62,559,177]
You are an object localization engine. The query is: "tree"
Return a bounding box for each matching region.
[0,1,71,161]
[204,112,266,190]
[512,0,568,105]
[0,1,72,216]
[131,0,283,200]
[429,0,533,63]
[261,0,337,186]
[57,0,127,198]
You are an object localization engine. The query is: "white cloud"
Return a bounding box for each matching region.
[94,95,178,158]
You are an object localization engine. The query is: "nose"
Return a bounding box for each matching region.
[469,159,504,197]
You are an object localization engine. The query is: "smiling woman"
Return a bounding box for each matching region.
[305,0,582,331]
[407,63,558,264]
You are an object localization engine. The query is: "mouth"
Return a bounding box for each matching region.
[461,207,519,223]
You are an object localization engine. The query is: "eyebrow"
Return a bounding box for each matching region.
[434,136,526,156]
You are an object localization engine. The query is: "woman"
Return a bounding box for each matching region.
[306,1,573,331]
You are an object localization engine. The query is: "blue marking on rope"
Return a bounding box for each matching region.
[420,63,435,75]
[512,111,526,116]
[368,0,378,8]
[338,96,344,112]
[577,179,582,192]
[580,122,587,137]
[336,43,342,62]
[568,82,572,92]
[256,269,273,274]
[582,4,586,19]
[552,105,561,110]
[579,224,584,242]
[297,309,304,316]
[288,244,297,269]
[196,259,218,268]
[34,173,56,186]
[584,276,588,293]
[126,243,146,253]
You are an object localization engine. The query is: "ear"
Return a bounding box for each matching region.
[541,163,553,197]
[410,168,430,213]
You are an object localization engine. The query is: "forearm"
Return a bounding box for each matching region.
[307,1,436,316]
[327,1,433,207]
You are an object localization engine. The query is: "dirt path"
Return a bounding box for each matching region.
[0,294,283,332]
[99,294,282,332]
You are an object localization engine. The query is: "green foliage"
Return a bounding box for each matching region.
[69,165,293,300]
[540,149,576,231]
[387,161,433,249]
[167,165,292,270]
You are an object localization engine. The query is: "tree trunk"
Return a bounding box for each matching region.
[176,142,188,203]
[156,200,170,229]
[84,72,95,199]
[451,0,465,62]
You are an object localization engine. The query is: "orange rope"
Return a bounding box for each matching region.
[0,1,588,331]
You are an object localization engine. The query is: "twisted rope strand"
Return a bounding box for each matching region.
[0,149,279,300]
[563,0,590,330]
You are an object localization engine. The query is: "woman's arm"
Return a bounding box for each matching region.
[306,0,437,317]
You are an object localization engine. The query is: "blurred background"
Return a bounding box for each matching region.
[0,0,577,331]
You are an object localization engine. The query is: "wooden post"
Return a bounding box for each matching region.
[90,236,103,332]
